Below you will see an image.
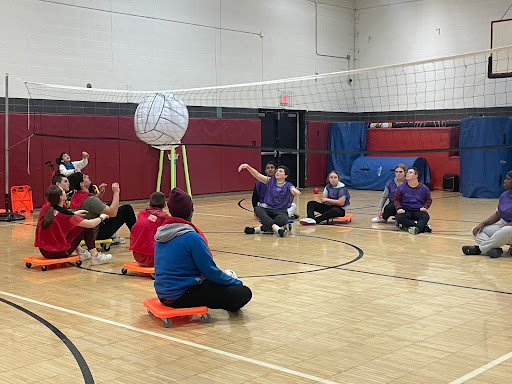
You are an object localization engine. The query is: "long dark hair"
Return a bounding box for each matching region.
[41,186,63,229]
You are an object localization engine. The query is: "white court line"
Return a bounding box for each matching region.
[448,352,512,384]
[0,290,340,384]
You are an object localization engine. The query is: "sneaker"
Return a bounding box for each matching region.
[371,217,386,223]
[408,226,419,235]
[462,245,481,255]
[488,248,504,259]
[300,218,316,226]
[111,236,126,245]
[91,252,113,265]
[278,228,286,237]
[77,248,91,261]
[396,222,403,230]
[290,214,300,220]
[424,225,432,233]
[225,269,238,279]
[244,227,256,234]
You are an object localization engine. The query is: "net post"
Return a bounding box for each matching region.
[156,150,164,192]
[4,73,9,211]
[170,146,176,189]
[181,145,191,197]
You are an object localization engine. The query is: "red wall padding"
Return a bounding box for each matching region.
[306,121,330,186]
[367,127,460,190]
[0,113,261,209]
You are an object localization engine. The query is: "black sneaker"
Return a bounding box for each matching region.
[488,248,504,258]
[408,226,419,235]
[395,222,403,230]
[244,227,255,234]
[462,245,481,255]
[424,225,432,233]
[278,228,286,237]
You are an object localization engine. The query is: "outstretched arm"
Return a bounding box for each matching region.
[238,164,268,184]
[290,186,301,197]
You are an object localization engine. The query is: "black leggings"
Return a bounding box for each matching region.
[307,201,345,224]
[40,227,95,259]
[396,209,430,233]
[97,205,136,240]
[382,202,397,220]
[161,280,252,312]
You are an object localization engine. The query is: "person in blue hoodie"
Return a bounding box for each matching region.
[154,188,252,312]
[300,170,350,225]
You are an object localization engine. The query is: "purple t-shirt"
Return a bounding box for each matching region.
[263,177,293,210]
[498,191,512,223]
[323,182,350,207]
[395,182,431,210]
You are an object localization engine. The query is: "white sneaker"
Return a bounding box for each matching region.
[225,269,238,279]
[111,236,126,245]
[300,218,316,226]
[77,248,91,261]
[91,253,113,265]
[371,217,386,223]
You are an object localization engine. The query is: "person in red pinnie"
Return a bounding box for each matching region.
[35,185,111,265]
[129,192,170,267]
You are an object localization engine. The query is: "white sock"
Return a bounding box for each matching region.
[272,224,280,233]
[254,227,262,233]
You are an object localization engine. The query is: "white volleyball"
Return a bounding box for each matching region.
[134,92,189,148]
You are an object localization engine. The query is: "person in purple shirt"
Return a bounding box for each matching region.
[252,161,299,219]
[239,163,301,237]
[394,167,432,235]
[300,170,350,225]
[462,170,512,258]
[372,164,406,223]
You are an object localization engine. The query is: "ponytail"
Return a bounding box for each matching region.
[41,206,55,229]
[41,185,63,229]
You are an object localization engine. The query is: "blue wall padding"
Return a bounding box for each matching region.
[460,117,512,198]
[327,122,366,187]
[350,157,431,190]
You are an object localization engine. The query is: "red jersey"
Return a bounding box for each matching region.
[130,208,170,265]
[35,205,84,251]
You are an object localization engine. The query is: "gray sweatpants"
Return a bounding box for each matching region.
[474,220,512,254]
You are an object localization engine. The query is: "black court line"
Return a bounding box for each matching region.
[0,297,94,384]
[209,229,512,295]
[213,235,364,278]
[335,267,512,295]
[237,199,253,213]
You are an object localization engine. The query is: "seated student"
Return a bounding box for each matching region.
[57,151,89,177]
[45,174,107,208]
[372,163,406,223]
[462,170,512,258]
[394,167,432,235]
[300,170,350,225]
[240,163,301,237]
[129,192,170,267]
[252,161,299,219]
[154,188,252,312]
[41,174,71,209]
[68,172,136,244]
[35,185,112,265]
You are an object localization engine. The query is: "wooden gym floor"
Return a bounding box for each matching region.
[2,189,512,384]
